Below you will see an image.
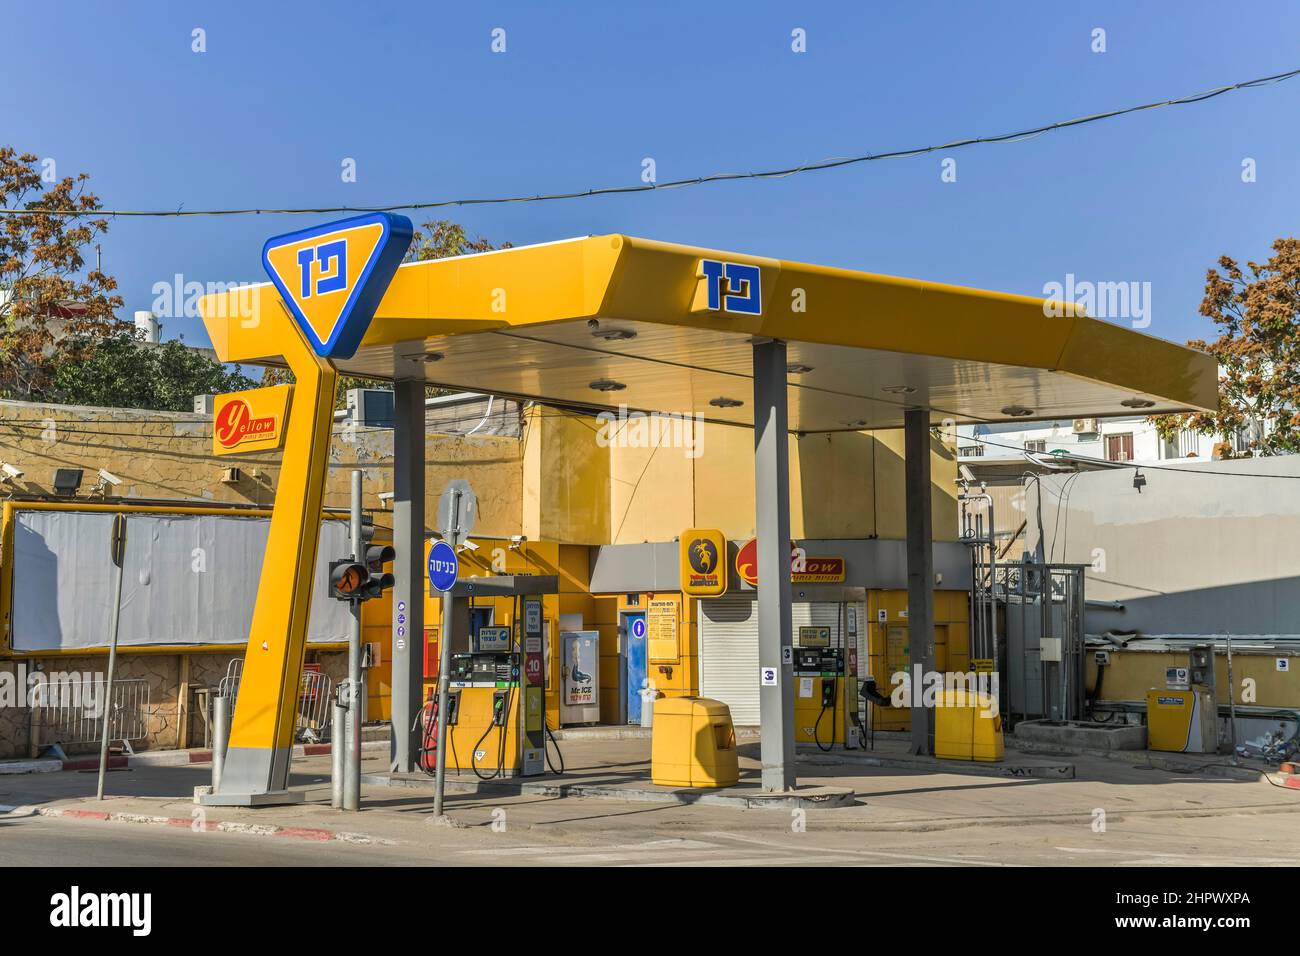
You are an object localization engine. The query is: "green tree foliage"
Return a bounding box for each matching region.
[1154,238,1300,456]
[53,329,256,411]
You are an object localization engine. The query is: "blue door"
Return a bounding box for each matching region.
[624,612,647,724]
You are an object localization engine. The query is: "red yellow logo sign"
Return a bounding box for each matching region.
[735,538,846,586]
[212,385,291,455]
[680,529,728,596]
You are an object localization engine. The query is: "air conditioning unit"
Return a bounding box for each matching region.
[1072,418,1099,434]
[346,388,395,428]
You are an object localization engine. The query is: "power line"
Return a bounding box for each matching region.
[1,66,1296,220]
[951,429,1300,480]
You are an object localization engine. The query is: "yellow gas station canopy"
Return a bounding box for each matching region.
[202,234,1216,431]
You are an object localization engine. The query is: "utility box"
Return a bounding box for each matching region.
[651,697,739,788]
[1147,688,1217,753]
[934,689,1004,762]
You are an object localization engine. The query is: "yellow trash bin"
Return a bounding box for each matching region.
[934,688,1004,762]
[651,697,740,788]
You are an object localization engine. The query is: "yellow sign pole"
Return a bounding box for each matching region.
[205,323,337,804]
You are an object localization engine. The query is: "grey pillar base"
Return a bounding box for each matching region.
[206,744,296,803]
[199,789,306,808]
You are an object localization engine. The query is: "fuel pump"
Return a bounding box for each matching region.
[436,593,554,778]
[418,687,460,774]
[792,647,846,749]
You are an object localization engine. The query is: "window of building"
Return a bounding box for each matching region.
[1106,433,1134,462]
[959,445,984,458]
[1024,439,1047,454]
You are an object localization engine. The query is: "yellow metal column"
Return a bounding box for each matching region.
[206,322,337,804]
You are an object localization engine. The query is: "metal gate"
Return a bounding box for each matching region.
[218,659,335,742]
[30,676,151,752]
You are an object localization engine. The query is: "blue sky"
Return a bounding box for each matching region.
[7,0,1299,349]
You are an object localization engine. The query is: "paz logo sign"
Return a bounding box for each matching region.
[262,212,413,359]
[692,259,762,316]
[212,384,291,455]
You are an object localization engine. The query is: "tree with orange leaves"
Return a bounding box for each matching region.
[1154,238,1300,457]
[0,147,124,401]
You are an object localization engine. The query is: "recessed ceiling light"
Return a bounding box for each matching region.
[786,363,814,374]
[882,384,916,395]
[1001,405,1034,417]
[592,327,637,342]
[1120,398,1155,409]
[589,379,626,392]
[709,397,743,408]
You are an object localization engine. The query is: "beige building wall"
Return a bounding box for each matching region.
[0,399,525,538]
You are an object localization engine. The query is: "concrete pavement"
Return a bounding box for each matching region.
[1,735,1296,866]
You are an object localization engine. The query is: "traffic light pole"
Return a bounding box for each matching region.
[345,469,363,811]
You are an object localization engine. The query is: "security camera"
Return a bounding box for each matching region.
[458,538,479,552]
[0,462,23,481]
[97,468,122,486]
[508,534,527,550]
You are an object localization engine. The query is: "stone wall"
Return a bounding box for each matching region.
[0,649,347,759]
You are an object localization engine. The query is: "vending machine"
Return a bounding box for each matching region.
[560,630,601,725]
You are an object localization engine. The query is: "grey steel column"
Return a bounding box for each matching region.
[344,469,363,810]
[390,376,426,773]
[904,407,936,755]
[753,339,795,792]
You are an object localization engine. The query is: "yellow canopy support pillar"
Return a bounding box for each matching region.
[198,212,412,806]
[207,323,337,804]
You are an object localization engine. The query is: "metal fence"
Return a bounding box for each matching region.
[30,676,151,751]
[217,659,335,742]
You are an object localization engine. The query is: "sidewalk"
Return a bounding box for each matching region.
[1,734,1295,852]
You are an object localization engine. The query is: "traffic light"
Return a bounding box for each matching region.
[328,518,396,603]
[329,559,368,600]
[360,543,395,601]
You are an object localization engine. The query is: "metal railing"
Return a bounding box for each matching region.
[216,659,335,742]
[30,676,151,751]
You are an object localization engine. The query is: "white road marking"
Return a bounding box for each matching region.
[699,831,1018,867]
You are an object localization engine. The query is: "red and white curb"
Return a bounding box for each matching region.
[0,803,393,845]
[0,739,387,775]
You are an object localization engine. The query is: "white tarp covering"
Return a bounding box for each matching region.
[11,510,353,650]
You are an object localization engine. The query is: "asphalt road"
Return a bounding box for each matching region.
[3,801,1296,867]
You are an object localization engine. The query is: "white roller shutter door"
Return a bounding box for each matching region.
[698,597,760,725]
[699,598,862,725]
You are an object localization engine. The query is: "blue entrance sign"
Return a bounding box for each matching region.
[427,541,459,593]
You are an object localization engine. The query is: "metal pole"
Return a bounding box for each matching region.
[212,694,230,792]
[332,698,346,809]
[904,408,936,755]
[433,490,461,817]
[1225,632,1239,761]
[753,339,795,791]
[96,514,127,800]
[344,469,363,811]
[390,377,426,772]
